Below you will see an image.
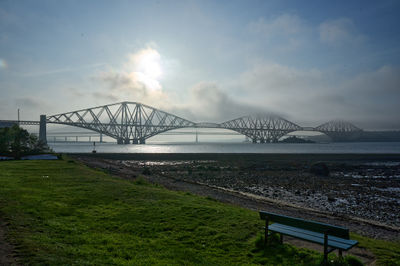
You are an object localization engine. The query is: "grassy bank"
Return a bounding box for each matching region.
[0,158,398,265]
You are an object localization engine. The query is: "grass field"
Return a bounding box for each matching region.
[0,158,398,265]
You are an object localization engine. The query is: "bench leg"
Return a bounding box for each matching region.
[264,218,269,245]
[323,232,328,264]
[280,233,283,244]
[338,249,342,258]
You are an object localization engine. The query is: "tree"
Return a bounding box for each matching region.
[0,127,12,154]
[0,125,49,159]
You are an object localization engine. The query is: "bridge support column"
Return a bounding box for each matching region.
[124,138,130,144]
[117,138,123,144]
[39,115,47,144]
[139,138,146,144]
[132,139,139,144]
[252,139,257,143]
[100,133,103,143]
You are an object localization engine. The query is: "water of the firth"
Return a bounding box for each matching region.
[49,142,400,153]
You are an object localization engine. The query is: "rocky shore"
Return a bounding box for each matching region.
[74,153,400,241]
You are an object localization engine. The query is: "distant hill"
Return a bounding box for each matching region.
[279,136,315,143]
[359,131,400,142]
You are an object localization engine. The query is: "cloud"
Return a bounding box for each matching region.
[100,72,146,95]
[319,18,366,46]
[12,96,52,119]
[92,92,118,102]
[93,47,169,106]
[248,15,368,56]
[96,71,169,106]
[22,63,107,77]
[89,45,273,123]
[94,52,400,129]
[249,14,307,36]
[238,63,327,121]
[66,87,85,98]
[344,65,400,94]
[89,41,398,129]
[248,14,310,51]
[237,62,400,129]
[240,63,324,93]
[337,65,400,129]
[14,96,48,109]
[167,82,262,122]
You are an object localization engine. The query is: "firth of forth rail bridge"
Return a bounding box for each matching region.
[0,101,363,144]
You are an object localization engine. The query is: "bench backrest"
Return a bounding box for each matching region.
[259,211,349,239]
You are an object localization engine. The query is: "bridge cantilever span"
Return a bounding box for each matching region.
[1,101,364,144]
[315,120,363,142]
[46,102,195,144]
[221,114,302,143]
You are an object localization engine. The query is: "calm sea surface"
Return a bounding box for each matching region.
[49,142,400,153]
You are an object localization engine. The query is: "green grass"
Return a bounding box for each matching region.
[351,233,400,265]
[0,158,397,265]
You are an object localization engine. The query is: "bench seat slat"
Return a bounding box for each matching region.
[269,224,351,250]
[260,211,349,238]
[271,223,358,246]
[269,223,357,250]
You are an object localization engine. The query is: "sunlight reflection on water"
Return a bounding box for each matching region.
[48,142,400,154]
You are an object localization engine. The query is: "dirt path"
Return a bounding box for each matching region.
[76,156,399,265]
[0,221,19,266]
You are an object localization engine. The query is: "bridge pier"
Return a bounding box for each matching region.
[39,115,47,144]
[132,138,145,144]
[117,138,131,144]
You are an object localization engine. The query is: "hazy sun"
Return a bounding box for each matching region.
[137,51,162,79]
[129,48,163,91]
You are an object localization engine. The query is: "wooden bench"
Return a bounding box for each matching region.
[259,211,358,262]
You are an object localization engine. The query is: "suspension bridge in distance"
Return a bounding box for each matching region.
[0,101,363,144]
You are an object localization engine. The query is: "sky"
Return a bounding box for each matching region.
[0,0,399,130]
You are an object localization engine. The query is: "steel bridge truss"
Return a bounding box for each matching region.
[221,115,302,143]
[5,101,362,144]
[47,102,195,144]
[315,120,363,142]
